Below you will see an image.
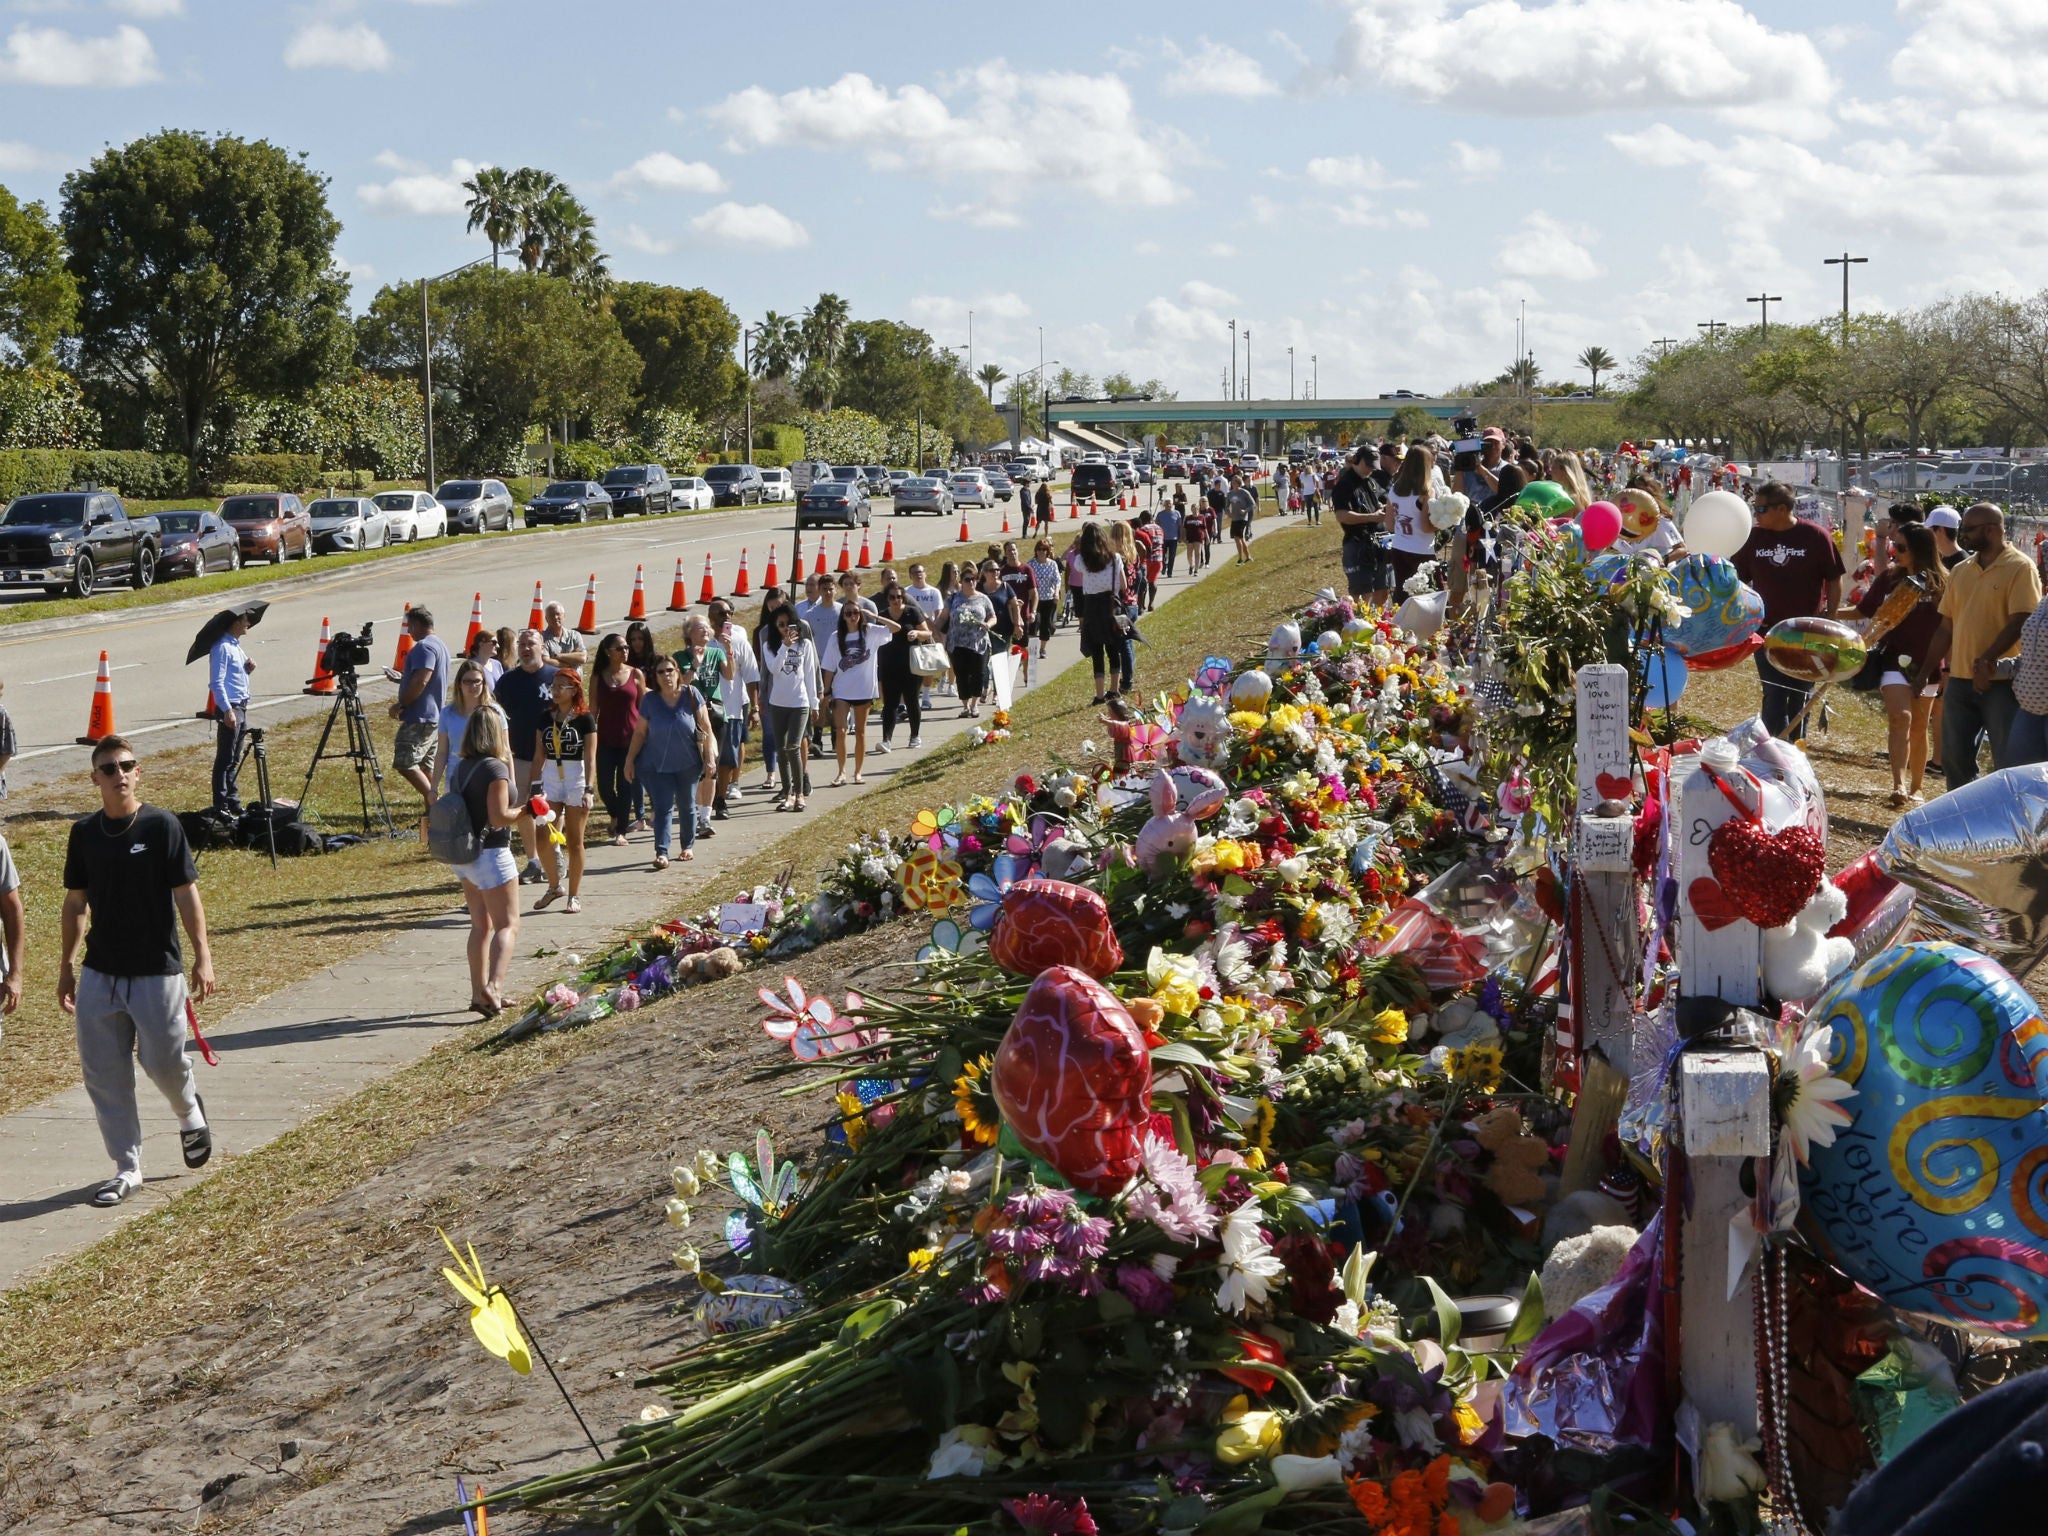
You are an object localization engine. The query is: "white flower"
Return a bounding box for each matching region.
[694,1148,721,1180]
[1215,1199,1285,1315]
[1054,786,1077,809]
[1315,903,1356,948]
[1393,1404,1442,1452]
[1370,644,1393,665]
[1275,855,1312,887]
[672,1244,701,1274]
[1649,586,1688,625]
[1080,739,1097,756]
[1779,1021,1857,1164]
[927,1425,996,1478]
[943,1169,974,1197]
[1700,1422,1767,1502]
[1273,1454,1346,1491]
[670,1164,701,1199]
[663,1197,692,1228]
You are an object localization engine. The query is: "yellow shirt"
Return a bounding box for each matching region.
[1940,544,2044,669]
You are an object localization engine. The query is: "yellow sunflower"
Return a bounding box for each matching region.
[1448,1042,1504,1094]
[953,1055,1001,1146]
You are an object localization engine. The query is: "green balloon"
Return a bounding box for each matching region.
[1516,480,1577,517]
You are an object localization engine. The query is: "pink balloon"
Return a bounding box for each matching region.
[1581,501,1623,552]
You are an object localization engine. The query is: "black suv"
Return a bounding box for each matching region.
[601,465,672,515]
[1070,462,1118,504]
[0,491,160,597]
[703,464,765,507]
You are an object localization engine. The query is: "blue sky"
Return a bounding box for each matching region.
[1,1,2040,399]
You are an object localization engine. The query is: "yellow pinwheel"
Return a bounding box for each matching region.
[438,1228,532,1376]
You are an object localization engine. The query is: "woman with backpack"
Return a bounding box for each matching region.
[532,669,598,914]
[447,708,522,1016]
[624,654,716,868]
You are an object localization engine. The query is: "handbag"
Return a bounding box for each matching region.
[908,641,950,678]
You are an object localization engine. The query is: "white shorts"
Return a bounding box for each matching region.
[541,760,586,804]
[455,845,518,890]
[1880,669,1939,698]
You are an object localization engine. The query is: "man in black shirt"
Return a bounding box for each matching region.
[494,628,557,882]
[60,735,218,1207]
[1332,443,1392,604]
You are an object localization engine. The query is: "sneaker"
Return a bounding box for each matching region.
[909,735,923,748]
[520,860,544,885]
[873,741,892,754]
[713,806,732,821]
[712,796,728,815]
[726,784,745,802]
[697,820,716,839]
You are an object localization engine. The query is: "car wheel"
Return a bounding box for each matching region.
[226,545,239,573]
[69,556,96,598]
[133,546,156,590]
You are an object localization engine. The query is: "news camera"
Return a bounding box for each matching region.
[1451,414,1485,456]
[324,620,375,685]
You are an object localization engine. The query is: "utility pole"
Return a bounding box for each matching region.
[1311,354,1317,399]
[1698,319,1729,339]
[967,308,973,374]
[1288,345,1295,401]
[1824,252,1868,478]
[1746,292,1783,339]
[1244,327,1252,401]
[1653,336,1680,356]
[419,254,492,491]
[1228,320,1237,401]
[742,323,760,465]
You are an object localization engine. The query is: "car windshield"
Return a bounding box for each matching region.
[373,494,415,511]
[157,513,203,533]
[220,497,282,520]
[541,483,585,498]
[436,482,482,500]
[1,496,85,526]
[830,467,858,478]
[308,500,356,518]
[603,468,647,485]
[704,466,745,481]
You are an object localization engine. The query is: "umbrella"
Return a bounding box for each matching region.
[186,599,270,664]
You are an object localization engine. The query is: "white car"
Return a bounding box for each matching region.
[372,490,447,541]
[670,475,714,511]
[306,496,391,553]
[758,466,795,502]
[948,470,995,509]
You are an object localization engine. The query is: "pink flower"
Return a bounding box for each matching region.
[616,986,642,1012]
[1115,1261,1174,1315]
[1003,1494,1098,1535]
[545,982,581,1009]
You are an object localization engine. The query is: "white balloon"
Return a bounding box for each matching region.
[1684,489,1752,559]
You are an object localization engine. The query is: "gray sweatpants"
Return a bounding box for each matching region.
[75,968,196,1179]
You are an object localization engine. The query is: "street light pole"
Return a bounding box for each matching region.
[1824,252,1869,477]
[1653,336,1680,356]
[1311,354,1317,399]
[1228,320,1237,402]
[1746,292,1783,339]
[419,254,493,491]
[1288,345,1295,401]
[742,324,761,466]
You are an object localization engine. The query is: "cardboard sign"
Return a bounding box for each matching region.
[717,901,769,936]
[988,650,1019,710]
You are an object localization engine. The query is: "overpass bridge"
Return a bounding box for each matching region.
[1050,396,1475,453]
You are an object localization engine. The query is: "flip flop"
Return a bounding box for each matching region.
[564,897,582,914]
[653,855,669,871]
[535,887,563,910]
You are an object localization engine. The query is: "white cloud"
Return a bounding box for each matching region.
[1494,212,1602,280]
[707,66,1189,209]
[358,153,484,217]
[1133,239,1161,256]
[0,140,70,173]
[1334,0,1834,121]
[606,152,726,196]
[108,0,184,17]
[335,253,377,286]
[929,200,1023,229]
[1304,153,1399,191]
[621,224,678,256]
[1154,36,1278,99]
[1450,140,1501,180]
[689,200,809,250]
[1205,242,1238,258]
[0,23,158,86]
[1893,0,2048,105]
[284,21,391,73]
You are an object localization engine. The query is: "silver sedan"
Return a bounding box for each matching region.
[894,476,956,516]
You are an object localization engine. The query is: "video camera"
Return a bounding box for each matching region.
[324,620,375,682]
[1451,414,1485,456]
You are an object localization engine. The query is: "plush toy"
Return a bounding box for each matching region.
[1166,763,1229,819]
[1473,1105,1551,1207]
[1431,995,1502,1051]
[1172,696,1233,768]
[1229,668,1275,712]
[1037,836,1094,884]
[1761,884,1855,1002]
[1540,1224,1640,1315]
[1264,622,1302,676]
[1393,588,1447,641]
[1133,771,1198,876]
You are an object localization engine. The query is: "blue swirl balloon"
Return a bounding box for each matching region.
[1666,553,1764,657]
[1801,941,2048,1336]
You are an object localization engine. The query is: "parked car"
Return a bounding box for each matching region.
[703,464,765,507]
[985,470,1017,502]
[154,510,240,578]
[894,476,954,516]
[671,475,715,511]
[1069,462,1119,504]
[219,492,313,563]
[601,465,672,515]
[886,468,915,493]
[829,465,863,487]
[789,460,832,496]
[797,478,871,529]
[307,496,392,553]
[1110,458,1138,488]
[436,479,516,533]
[947,470,995,509]
[373,490,448,541]
[855,465,891,497]
[525,480,613,525]
[2008,463,2048,508]
[758,466,795,502]
[0,491,161,597]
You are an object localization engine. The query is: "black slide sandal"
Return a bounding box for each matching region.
[181,1093,212,1169]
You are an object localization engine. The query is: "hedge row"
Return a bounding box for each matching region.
[0,449,192,500]
[216,453,324,492]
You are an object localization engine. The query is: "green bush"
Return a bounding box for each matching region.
[0,366,100,450]
[755,423,803,462]
[555,440,612,481]
[0,448,191,499]
[214,452,323,492]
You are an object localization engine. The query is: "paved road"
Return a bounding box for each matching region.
[0,489,1099,799]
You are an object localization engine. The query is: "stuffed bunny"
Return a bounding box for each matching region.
[1134,771,1197,876]
[1264,622,1302,677]
[1173,695,1233,768]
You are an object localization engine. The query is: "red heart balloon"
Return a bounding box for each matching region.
[989,879,1124,979]
[991,966,1151,1196]
[1708,816,1826,929]
[1687,876,1742,932]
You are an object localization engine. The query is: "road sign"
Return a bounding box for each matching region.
[1338,431,1351,448]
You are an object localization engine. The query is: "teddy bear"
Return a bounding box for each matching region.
[1172,695,1233,768]
[1760,882,1855,1003]
[1472,1105,1551,1208]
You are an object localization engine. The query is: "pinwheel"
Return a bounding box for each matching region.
[758,977,872,1060]
[917,916,985,965]
[910,805,961,852]
[899,846,965,911]
[1193,655,1234,695]
[725,1129,799,1256]
[437,1228,531,1375]
[1123,720,1170,767]
[966,851,1029,931]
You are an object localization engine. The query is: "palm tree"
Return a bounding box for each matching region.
[754,311,801,379]
[1577,345,1617,396]
[536,193,609,299]
[800,292,850,372]
[462,166,518,267]
[1505,356,1540,393]
[510,169,566,272]
[977,362,1007,401]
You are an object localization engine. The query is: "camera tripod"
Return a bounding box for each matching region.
[233,724,278,868]
[296,675,397,838]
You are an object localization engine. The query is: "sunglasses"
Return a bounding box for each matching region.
[96,759,138,777]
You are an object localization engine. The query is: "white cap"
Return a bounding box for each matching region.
[1926,504,1961,529]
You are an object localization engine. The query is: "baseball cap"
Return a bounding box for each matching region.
[1926,505,1961,529]
[1482,427,1506,443]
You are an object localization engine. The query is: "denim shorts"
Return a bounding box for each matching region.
[720,715,745,770]
[455,845,517,890]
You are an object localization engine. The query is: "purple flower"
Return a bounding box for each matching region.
[1021,1252,1082,1286]
[1115,1261,1174,1315]
[987,1224,1052,1256]
[1052,1210,1112,1260]
[1005,1184,1077,1224]
[635,956,675,995]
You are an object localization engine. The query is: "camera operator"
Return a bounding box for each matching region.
[386,606,450,824]
[208,613,257,816]
[1332,444,1391,606]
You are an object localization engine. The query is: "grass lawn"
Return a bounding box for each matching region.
[0,518,1348,1391]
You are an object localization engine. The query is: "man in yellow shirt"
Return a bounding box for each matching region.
[1915,503,2045,787]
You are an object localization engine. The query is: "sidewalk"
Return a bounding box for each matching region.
[0,525,1253,1290]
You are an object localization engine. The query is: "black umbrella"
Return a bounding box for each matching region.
[186,599,270,665]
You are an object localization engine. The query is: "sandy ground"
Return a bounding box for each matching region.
[0,921,918,1535]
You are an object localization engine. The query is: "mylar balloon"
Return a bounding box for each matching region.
[989,879,1124,979]
[1668,554,1765,658]
[1686,634,1764,672]
[1585,550,1631,585]
[1617,488,1664,540]
[1764,616,1868,683]
[991,965,1153,1196]
[1684,489,1753,559]
[1228,668,1274,712]
[1644,643,1689,710]
[1518,480,1577,519]
[1582,500,1623,552]
[1879,764,2048,965]
[1802,942,2048,1337]
[1166,763,1229,819]
[1829,851,1917,966]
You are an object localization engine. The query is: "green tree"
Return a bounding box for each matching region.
[976,361,1007,401]
[0,186,77,366]
[796,292,850,408]
[1576,345,1616,395]
[611,282,741,419]
[357,268,640,473]
[62,130,352,464]
[461,165,519,268]
[753,310,801,379]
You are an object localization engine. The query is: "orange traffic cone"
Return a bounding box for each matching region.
[958,511,971,542]
[812,543,827,578]
[857,528,872,568]
[526,581,545,631]
[1001,506,1011,535]
[836,534,852,573]
[1070,498,1079,519]
[667,557,690,612]
[462,592,484,652]
[763,545,781,590]
[304,619,336,696]
[392,603,415,671]
[196,686,218,721]
[881,526,895,563]
[734,548,752,597]
[699,554,717,604]
[623,565,648,620]
[76,650,117,745]
[575,575,599,635]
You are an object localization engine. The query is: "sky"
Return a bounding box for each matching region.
[1,0,2043,402]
